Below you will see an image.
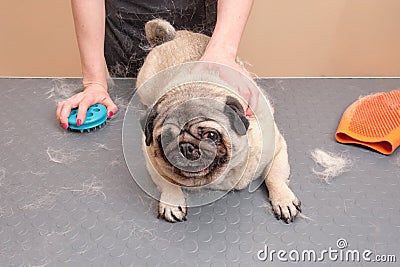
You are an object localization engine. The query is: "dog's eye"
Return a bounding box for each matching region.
[202,131,219,141]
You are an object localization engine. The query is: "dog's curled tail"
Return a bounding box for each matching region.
[145,19,176,47]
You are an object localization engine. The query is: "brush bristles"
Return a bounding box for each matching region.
[69,121,107,133]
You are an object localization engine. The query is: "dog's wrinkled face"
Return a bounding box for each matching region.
[159,117,229,183]
[143,85,249,187]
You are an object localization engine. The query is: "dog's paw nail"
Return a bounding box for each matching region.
[294,201,302,213]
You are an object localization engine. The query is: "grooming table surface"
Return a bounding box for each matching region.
[0,78,399,266]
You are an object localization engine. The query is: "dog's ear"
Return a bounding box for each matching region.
[143,107,158,146]
[224,96,249,136]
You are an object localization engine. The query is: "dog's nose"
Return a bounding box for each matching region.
[179,142,201,160]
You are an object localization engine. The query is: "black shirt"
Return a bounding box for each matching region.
[105,0,217,77]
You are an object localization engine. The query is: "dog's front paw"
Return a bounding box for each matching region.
[269,187,301,224]
[158,192,187,222]
[158,202,187,222]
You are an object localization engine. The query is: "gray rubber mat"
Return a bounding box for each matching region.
[0,78,399,266]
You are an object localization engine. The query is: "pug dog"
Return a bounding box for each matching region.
[136,19,301,223]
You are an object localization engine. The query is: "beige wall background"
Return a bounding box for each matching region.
[1,0,399,77]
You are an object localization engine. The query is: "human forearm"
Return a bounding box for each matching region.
[57,0,117,129]
[71,0,107,88]
[199,0,256,116]
[205,0,254,59]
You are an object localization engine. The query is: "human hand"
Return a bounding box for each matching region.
[197,54,260,117]
[56,82,118,129]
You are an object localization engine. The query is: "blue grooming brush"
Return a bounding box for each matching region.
[68,104,108,132]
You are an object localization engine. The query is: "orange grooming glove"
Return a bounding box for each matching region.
[335,90,400,155]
